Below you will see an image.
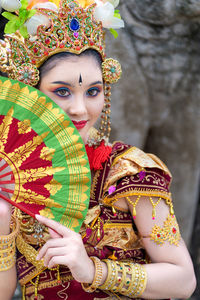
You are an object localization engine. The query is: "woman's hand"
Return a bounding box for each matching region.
[0,198,12,235]
[36,214,95,284]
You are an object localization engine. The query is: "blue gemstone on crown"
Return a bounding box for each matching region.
[70,18,80,31]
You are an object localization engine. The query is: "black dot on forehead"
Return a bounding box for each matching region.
[79,74,83,86]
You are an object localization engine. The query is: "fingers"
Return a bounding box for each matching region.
[49,227,61,239]
[47,255,69,269]
[40,247,67,268]
[35,215,93,282]
[37,238,67,261]
[36,214,73,237]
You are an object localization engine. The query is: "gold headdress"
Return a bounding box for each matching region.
[0,0,124,143]
[0,0,123,86]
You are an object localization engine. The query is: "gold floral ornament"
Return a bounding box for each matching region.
[40,146,55,161]
[102,58,122,83]
[150,214,181,246]
[15,63,40,86]
[18,119,31,134]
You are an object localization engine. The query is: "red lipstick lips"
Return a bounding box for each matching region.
[72,120,87,129]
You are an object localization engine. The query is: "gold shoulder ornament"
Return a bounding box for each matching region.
[150,214,181,246]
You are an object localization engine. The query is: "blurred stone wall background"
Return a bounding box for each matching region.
[106,1,200,298]
[108,0,200,246]
[0,0,199,299]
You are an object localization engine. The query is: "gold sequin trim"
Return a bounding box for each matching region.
[16,234,45,271]
[103,189,174,216]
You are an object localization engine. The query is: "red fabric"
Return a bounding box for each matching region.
[25,279,109,300]
[85,141,112,170]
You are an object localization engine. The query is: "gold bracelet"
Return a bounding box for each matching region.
[125,263,147,298]
[81,256,103,293]
[127,263,140,297]
[113,261,126,293]
[120,262,134,293]
[0,216,19,271]
[99,259,117,290]
[99,260,147,298]
[132,264,147,297]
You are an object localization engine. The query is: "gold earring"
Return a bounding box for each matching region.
[97,83,111,145]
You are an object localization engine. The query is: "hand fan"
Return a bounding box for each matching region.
[0,76,91,232]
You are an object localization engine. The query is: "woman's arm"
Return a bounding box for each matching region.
[127,195,196,299]
[35,196,196,300]
[0,200,17,300]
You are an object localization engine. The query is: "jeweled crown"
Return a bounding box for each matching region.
[0,0,123,86]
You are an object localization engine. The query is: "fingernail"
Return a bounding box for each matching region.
[35,214,42,221]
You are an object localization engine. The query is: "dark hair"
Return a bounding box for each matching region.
[37,49,103,88]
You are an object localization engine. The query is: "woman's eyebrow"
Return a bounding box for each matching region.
[50,81,74,87]
[89,81,103,86]
[51,80,103,87]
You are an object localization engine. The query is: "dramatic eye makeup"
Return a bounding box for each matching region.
[86,87,101,97]
[53,87,70,97]
[49,80,103,98]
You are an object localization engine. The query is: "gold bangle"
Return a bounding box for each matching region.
[126,263,140,296]
[133,264,147,297]
[99,260,147,298]
[0,216,19,271]
[126,263,147,298]
[120,262,134,293]
[113,261,126,293]
[99,259,116,290]
[81,256,103,293]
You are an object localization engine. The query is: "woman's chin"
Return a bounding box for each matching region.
[78,129,88,144]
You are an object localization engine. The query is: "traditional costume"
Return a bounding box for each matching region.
[0,1,180,299]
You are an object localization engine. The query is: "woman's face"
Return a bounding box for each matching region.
[39,55,104,143]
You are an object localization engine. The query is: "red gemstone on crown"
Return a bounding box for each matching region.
[44,51,49,56]
[33,48,38,54]
[90,41,94,46]
[59,43,65,48]
[32,59,36,64]
[45,38,51,45]
[172,227,177,234]
[157,234,161,237]
[22,219,28,224]
[76,46,80,51]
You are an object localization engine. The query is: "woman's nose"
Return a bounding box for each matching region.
[67,94,87,116]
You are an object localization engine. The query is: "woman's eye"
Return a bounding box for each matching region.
[87,87,100,97]
[54,88,70,97]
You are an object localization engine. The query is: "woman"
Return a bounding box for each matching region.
[0,0,196,299]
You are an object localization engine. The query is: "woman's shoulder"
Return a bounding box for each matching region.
[102,141,173,216]
[106,141,172,187]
